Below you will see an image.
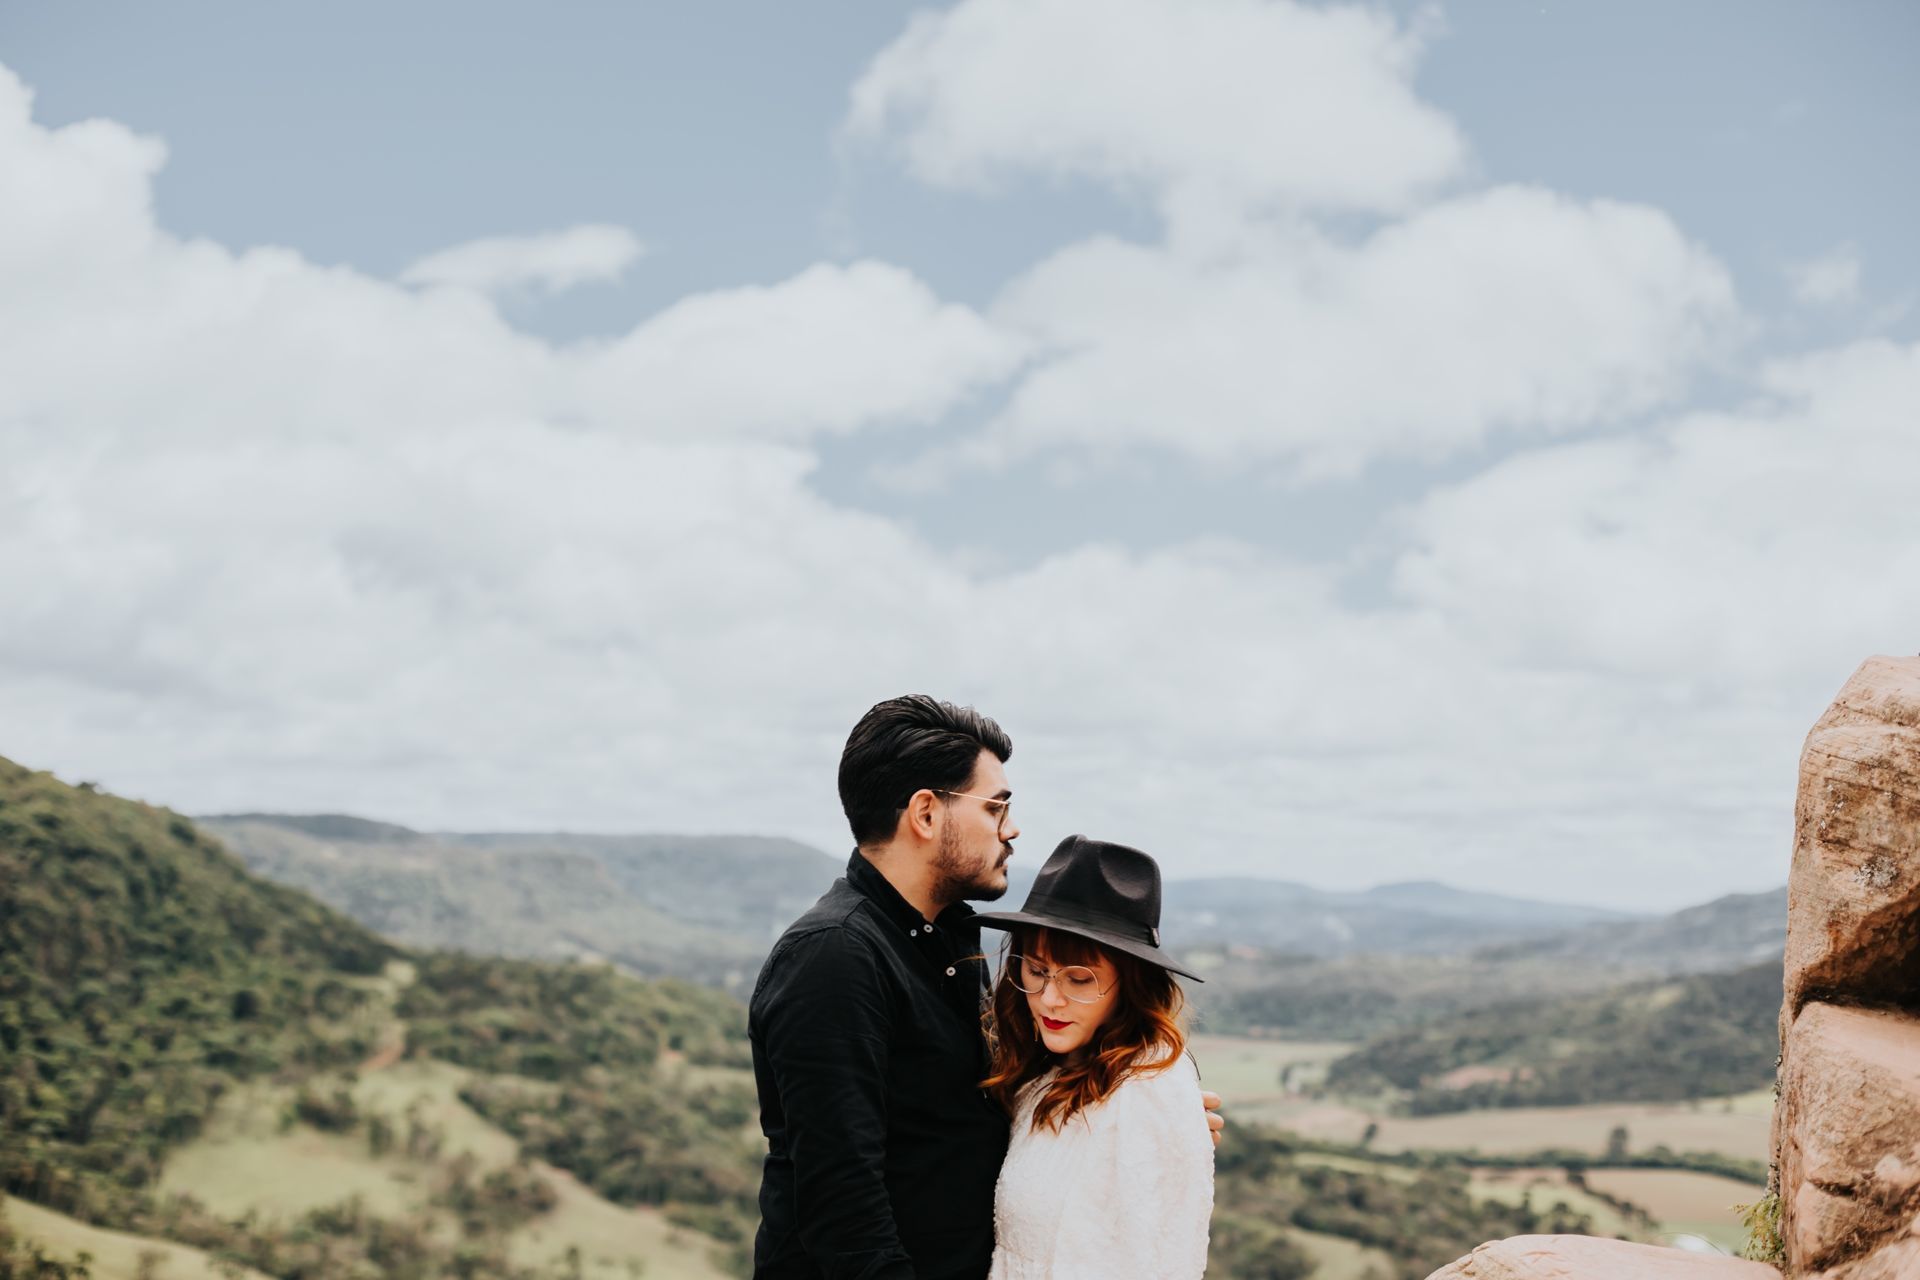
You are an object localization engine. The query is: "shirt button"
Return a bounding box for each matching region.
[909,928,919,936]
[946,966,957,976]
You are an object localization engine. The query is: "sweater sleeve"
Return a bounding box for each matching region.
[1054,1057,1215,1280]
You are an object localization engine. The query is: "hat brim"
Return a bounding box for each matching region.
[973,909,1205,983]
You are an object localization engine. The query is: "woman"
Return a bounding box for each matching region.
[973,834,1213,1280]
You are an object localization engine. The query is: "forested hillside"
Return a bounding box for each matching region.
[0,760,759,1278]
[400,952,761,1252]
[1210,1128,1596,1279]
[0,756,395,1223]
[1323,961,1783,1112]
[4,759,1641,1279]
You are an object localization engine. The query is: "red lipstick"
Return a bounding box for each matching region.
[1040,1016,1071,1031]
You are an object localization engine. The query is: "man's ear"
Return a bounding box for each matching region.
[902,788,941,840]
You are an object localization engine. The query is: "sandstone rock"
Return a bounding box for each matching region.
[1783,655,1920,1017]
[1806,1235,1920,1279]
[1775,1002,1920,1273]
[1422,1235,1780,1279]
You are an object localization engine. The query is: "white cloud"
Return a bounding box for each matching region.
[847,0,1466,226]
[1,48,1913,915]
[1393,338,1920,688]
[0,83,1019,449]
[0,62,1025,843]
[570,262,1028,439]
[960,186,1739,476]
[1787,243,1862,308]
[848,2,1739,480]
[400,224,645,295]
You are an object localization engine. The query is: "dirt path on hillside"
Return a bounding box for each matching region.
[360,1024,407,1073]
[357,958,415,1073]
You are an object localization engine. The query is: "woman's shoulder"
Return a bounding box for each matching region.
[1110,1048,1203,1117]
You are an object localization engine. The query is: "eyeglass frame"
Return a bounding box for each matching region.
[931,788,1014,834]
[1003,953,1112,1004]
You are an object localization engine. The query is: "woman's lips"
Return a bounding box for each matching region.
[1040,1016,1072,1031]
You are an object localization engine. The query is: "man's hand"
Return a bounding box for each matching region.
[1202,1090,1225,1148]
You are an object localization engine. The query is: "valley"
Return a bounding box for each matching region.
[1,765,1787,1279]
[1192,1031,1770,1268]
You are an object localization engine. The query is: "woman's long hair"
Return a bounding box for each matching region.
[981,924,1188,1133]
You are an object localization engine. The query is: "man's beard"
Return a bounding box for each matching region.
[931,822,1012,904]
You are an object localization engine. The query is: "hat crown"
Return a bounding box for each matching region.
[1026,834,1163,941]
[972,834,1199,980]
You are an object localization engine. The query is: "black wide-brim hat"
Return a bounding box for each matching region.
[975,834,1202,982]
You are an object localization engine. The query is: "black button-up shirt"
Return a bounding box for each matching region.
[749,853,1009,1280]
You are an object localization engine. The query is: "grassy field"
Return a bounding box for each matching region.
[351,1058,525,1167]
[147,1055,732,1280]
[506,1162,734,1280]
[2,1195,273,1280]
[1367,1098,1772,1162]
[157,1077,434,1221]
[1200,1033,1770,1261]
[1466,1168,1643,1239]
[1240,1090,1773,1163]
[1584,1169,1766,1253]
[1190,1034,1357,1102]
[1287,1225,1396,1280]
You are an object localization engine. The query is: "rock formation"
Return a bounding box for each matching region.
[1776,655,1920,1278]
[1426,655,1920,1280]
[1424,1236,1779,1279]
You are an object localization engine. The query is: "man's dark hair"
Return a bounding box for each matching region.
[839,695,1012,847]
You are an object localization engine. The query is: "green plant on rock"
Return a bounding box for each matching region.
[1735,1190,1784,1264]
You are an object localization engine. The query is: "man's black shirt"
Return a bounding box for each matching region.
[749,853,1010,1280]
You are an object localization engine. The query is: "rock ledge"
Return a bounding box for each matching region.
[1422,1235,1780,1279]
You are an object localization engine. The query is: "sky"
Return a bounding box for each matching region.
[2,0,1917,910]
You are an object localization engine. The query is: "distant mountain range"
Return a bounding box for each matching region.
[1194,886,1790,1041]
[996,865,1640,955]
[1470,886,1789,974]
[199,816,842,992]
[1166,875,1639,953]
[200,813,1783,1001]
[443,830,844,944]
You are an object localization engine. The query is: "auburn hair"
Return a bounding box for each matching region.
[981,925,1188,1133]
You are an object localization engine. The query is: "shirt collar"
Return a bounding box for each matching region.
[845,850,980,939]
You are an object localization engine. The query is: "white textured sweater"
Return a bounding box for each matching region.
[987,1054,1214,1280]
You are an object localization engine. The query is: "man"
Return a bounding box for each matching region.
[750,695,1014,1279]
[749,695,1221,1279]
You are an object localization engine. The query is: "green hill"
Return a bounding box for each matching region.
[0,756,395,1224]
[4,760,1647,1280]
[1322,962,1783,1113]
[0,759,758,1279]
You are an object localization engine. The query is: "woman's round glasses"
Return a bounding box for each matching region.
[1006,955,1107,1003]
